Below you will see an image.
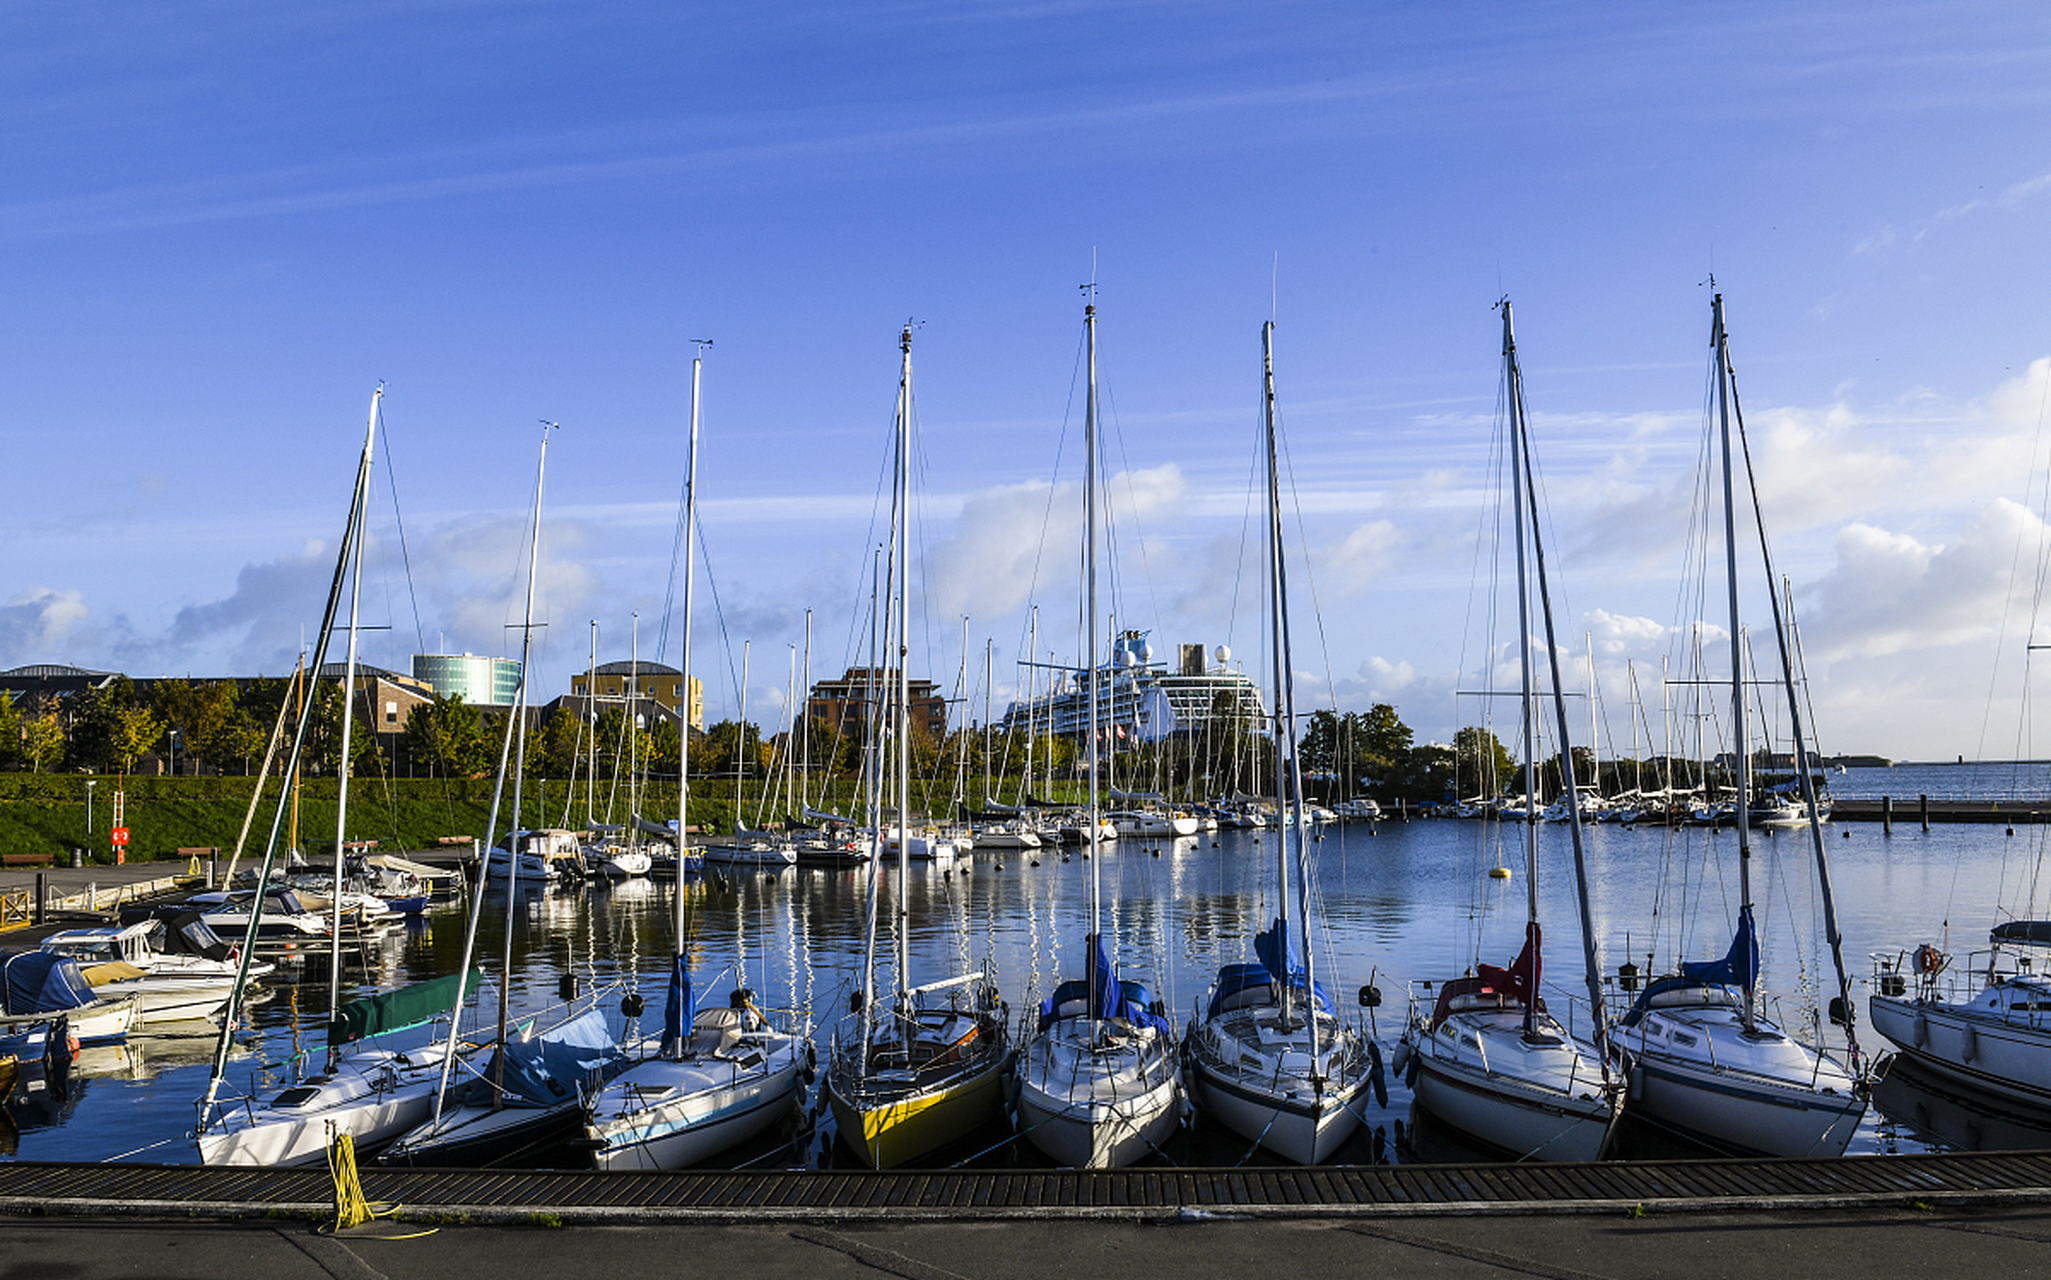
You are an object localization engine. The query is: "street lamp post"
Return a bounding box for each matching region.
[169,728,180,778]
[86,779,96,863]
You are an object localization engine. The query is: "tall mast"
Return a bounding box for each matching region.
[894,324,915,1002]
[203,385,376,1118]
[1024,607,1037,805]
[1084,291,1103,1014]
[1507,303,1606,1054]
[326,386,379,1027]
[629,612,640,845]
[750,640,758,820]
[985,636,994,806]
[1713,293,1758,1030]
[495,420,552,1094]
[587,620,598,829]
[857,544,882,1064]
[801,609,812,812]
[431,418,549,1121]
[1503,303,1541,1040]
[663,341,706,1057]
[1261,322,1314,1059]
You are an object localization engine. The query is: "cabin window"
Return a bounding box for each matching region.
[385,701,398,724]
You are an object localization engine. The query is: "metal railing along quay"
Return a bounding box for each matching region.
[3,1150,2051,1223]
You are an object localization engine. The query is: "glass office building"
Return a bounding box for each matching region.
[411,653,523,706]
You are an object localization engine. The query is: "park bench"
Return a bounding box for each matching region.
[1,853,55,868]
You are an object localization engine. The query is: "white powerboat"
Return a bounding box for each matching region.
[1870,923,2051,1111]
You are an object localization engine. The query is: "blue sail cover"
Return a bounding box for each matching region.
[1204,919,1335,1020]
[1254,918,1304,986]
[486,1009,627,1107]
[1039,934,1173,1034]
[1681,905,1760,993]
[659,953,694,1058]
[0,951,96,1016]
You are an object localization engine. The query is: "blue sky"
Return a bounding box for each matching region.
[5,1,2051,762]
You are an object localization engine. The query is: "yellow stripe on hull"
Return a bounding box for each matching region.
[829,1055,1009,1169]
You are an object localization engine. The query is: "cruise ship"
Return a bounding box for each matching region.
[1000,631,1267,744]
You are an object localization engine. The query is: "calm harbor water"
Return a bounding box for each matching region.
[9,798,2051,1167]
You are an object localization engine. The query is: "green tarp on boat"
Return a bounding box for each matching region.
[328,969,485,1048]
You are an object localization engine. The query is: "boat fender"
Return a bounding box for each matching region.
[559,974,579,1002]
[849,990,865,1015]
[621,991,645,1020]
[1368,1040,1388,1109]
[1403,1044,1421,1090]
[1912,1010,1928,1049]
[43,1018,73,1103]
[807,1042,818,1073]
[1627,1061,1644,1103]
[1390,1039,1412,1079]
[1961,1022,1978,1063]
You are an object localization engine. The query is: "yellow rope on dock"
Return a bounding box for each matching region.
[319,1125,437,1239]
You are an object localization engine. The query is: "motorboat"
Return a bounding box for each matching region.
[40,916,268,1024]
[0,950,139,1046]
[1870,923,2051,1112]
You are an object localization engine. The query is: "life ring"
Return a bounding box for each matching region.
[1913,944,1947,976]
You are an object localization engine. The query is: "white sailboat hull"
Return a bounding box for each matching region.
[198,1050,454,1167]
[1615,1006,1863,1158]
[1012,1019,1182,1168]
[1408,1024,1614,1163]
[1187,1000,1374,1164]
[1189,1061,1367,1165]
[585,1034,803,1170]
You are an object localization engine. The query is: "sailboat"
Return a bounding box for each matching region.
[1012,291,1184,1168]
[1608,292,1866,1158]
[1186,321,1381,1165]
[1396,300,1620,1162]
[385,423,633,1167]
[197,388,484,1167]
[582,343,810,1171]
[825,325,1014,1169]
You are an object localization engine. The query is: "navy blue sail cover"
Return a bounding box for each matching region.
[486,1008,627,1106]
[660,953,694,1058]
[0,951,96,1016]
[1204,919,1334,1019]
[1040,933,1173,1034]
[1681,904,1759,993]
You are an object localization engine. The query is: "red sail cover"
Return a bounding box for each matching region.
[1432,922,1544,1026]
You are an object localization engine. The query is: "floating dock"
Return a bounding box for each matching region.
[3,1151,2051,1223]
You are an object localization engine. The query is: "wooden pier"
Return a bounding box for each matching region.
[3,1150,2051,1223]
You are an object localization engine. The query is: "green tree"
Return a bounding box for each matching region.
[530,705,587,779]
[303,681,385,777]
[66,681,128,772]
[1299,710,1341,777]
[0,691,20,770]
[113,703,164,774]
[1352,704,1414,781]
[151,678,249,773]
[1452,725,1516,799]
[402,693,493,778]
[23,712,65,773]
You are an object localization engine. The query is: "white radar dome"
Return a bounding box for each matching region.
[1214,645,1232,664]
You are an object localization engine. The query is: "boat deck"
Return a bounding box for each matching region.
[5,1150,2051,1222]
